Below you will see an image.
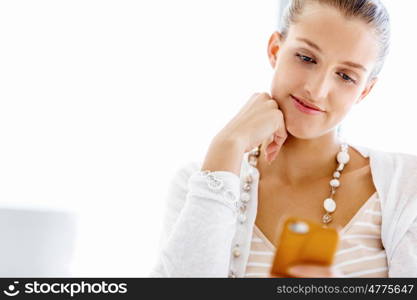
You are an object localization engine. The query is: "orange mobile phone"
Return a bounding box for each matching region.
[270,216,340,277]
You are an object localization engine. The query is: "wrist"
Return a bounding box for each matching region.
[212,132,247,153]
[202,134,246,176]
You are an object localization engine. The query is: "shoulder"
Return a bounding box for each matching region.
[376,151,417,208]
[352,144,417,195]
[390,151,417,167]
[352,143,417,174]
[387,151,417,196]
[371,148,417,176]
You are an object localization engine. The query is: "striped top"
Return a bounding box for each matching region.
[244,191,388,277]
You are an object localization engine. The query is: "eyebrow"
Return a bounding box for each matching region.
[296,37,367,72]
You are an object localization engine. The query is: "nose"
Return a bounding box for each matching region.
[304,71,331,103]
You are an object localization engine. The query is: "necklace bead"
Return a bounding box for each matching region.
[337,151,350,164]
[337,163,345,171]
[322,213,333,224]
[324,198,337,213]
[330,178,340,188]
[243,143,349,225]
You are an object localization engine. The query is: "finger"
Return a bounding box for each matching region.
[265,141,280,155]
[265,141,281,163]
[265,141,280,163]
[269,146,282,163]
[274,130,287,145]
[263,134,274,161]
[287,264,343,278]
[265,131,287,163]
[257,92,272,101]
[269,273,285,278]
[274,120,288,143]
[236,92,262,117]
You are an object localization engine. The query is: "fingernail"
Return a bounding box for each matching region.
[287,265,302,274]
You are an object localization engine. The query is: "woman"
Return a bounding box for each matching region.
[150,0,417,277]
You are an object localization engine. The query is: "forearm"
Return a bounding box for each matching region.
[150,170,240,277]
[201,135,245,176]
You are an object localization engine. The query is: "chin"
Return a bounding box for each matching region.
[280,102,331,140]
[285,122,323,140]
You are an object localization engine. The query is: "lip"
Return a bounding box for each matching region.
[291,95,325,115]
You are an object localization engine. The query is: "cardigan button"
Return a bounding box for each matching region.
[232,247,241,257]
[240,192,250,203]
[239,213,247,224]
[228,270,237,278]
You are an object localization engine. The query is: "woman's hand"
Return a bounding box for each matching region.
[271,264,344,278]
[219,92,288,156]
[202,92,288,175]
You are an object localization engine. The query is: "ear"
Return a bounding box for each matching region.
[355,77,378,105]
[267,31,284,69]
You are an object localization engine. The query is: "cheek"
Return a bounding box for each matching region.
[334,100,353,113]
[324,100,356,130]
[276,56,302,82]
[333,92,359,113]
[270,62,302,98]
[271,52,310,86]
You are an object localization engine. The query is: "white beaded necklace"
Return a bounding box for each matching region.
[241,142,350,225]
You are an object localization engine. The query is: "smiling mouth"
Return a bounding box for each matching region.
[291,95,324,112]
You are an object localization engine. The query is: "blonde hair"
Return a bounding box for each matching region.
[279,0,391,82]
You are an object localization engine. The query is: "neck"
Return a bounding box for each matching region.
[258,130,344,186]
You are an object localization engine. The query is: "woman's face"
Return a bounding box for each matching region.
[269,3,379,139]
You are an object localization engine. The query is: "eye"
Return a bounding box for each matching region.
[337,72,356,84]
[295,53,316,64]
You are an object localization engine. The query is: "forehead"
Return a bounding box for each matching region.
[285,3,379,68]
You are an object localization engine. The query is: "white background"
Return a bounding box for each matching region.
[0,0,415,276]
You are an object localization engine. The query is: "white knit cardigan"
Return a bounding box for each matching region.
[150,144,417,277]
